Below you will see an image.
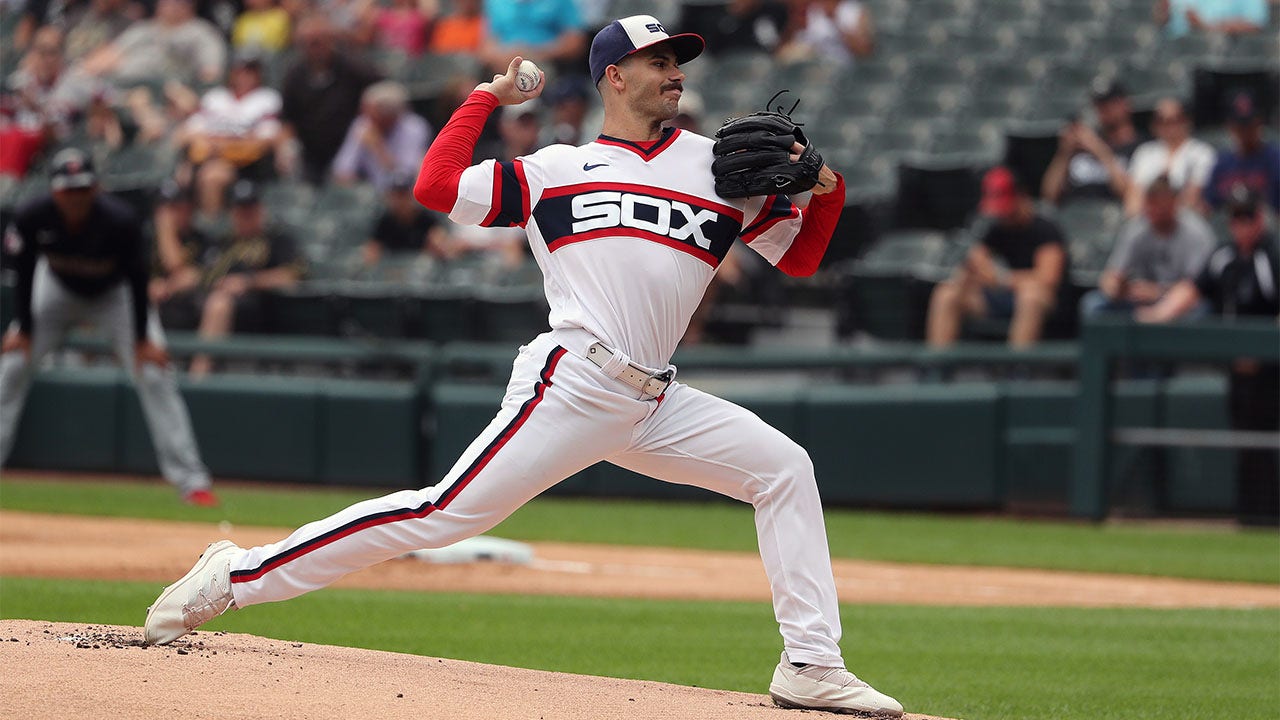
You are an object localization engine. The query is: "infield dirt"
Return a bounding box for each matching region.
[0,620,957,720]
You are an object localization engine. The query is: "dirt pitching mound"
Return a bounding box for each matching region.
[0,620,953,720]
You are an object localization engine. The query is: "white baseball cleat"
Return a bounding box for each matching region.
[769,652,904,717]
[144,540,241,645]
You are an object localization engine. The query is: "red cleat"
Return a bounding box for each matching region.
[183,489,220,507]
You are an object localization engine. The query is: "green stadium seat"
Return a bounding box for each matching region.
[336,292,414,338]
[407,292,476,343]
[399,53,482,101]
[267,290,339,336]
[262,181,317,227]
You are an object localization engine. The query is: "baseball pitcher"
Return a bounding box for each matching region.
[144,15,902,716]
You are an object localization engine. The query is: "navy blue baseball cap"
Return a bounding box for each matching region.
[50,148,96,191]
[589,15,704,86]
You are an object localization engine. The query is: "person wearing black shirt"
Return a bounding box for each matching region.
[680,0,788,56]
[280,15,381,185]
[1041,77,1142,206]
[0,149,216,506]
[927,166,1068,347]
[1139,186,1279,525]
[362,171,445,268]
[187,179,302,378]
[150,178,213,331]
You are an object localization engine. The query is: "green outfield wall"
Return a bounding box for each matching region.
[6,370,1239,514]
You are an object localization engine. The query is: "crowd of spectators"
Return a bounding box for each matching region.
[1,0,1276,360]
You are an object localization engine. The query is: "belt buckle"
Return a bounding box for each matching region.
[642,368,673,398]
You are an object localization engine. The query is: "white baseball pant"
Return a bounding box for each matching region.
[229,329,845,666]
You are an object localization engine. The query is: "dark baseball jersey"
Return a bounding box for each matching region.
[7,193,150,341]
[1195,236,1280,318]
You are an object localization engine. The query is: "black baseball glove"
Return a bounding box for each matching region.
[711,103,824,199]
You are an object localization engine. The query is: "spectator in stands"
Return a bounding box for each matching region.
[120,79,199,145]
[280,14,381,185]
[927,167,1068,349]
[499,100,544,159]
[1125,97,1216,216]
[331,80,432,190]
[360,0,435,57]
[1042,78,1142,206]
[681,0,788,56]
[76,0,227,86]
[362,171,446,269]
[4,26,79,151]
[232,0,292,54]
[1080,175,1215,319]
[1137,185,1278,526]
[539,76,592,147]
[778,0,874,66]
[1203,91,1280,214]
[176,49,285,215]
[428,0,482,55]
[478,0,587,74]
[665,88,705,133]
[63,0,134,65]
[150,179,208,331]
[188,180,303,379]
[1154,0,1270,37]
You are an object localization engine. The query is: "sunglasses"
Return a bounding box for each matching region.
[1229,210,1257,221]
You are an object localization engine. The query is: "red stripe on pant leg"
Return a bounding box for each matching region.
[232,504,439,583]
[231,346,568,585]
[436,346,566,508]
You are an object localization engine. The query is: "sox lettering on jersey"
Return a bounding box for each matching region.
[535,183,742,267]
[570,192,720,248]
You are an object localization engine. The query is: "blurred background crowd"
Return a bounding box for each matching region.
[0,0,1276,359]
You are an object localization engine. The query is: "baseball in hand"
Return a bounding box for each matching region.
[515,60,542,93]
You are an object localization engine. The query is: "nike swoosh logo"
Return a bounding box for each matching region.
[583,163,609,171]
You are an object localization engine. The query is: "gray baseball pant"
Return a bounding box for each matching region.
[0,260,210,493]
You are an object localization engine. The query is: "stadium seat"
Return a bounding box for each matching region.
[266,290,339,336]
[334,292,414,338]
[1227,32,1280,64]
[399,53,482,102]
[261,181,317,228]
[893,157,985,230]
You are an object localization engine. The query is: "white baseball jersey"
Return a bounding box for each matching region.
[185,86,283,139]
[447,128,803,369]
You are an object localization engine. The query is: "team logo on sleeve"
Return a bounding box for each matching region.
[534,183,743,267]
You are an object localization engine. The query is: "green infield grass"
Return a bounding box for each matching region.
[2,577,1277,720]
[2,474,1277,583]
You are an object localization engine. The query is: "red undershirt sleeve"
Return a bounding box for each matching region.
[775,173,846,277]
[413,89,500,213]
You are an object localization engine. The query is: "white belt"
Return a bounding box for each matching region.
[585,342,673,399]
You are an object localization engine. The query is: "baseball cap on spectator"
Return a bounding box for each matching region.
[1226,184,1261,217]
[1226,91,1260,125]
[231,46,266,70]
[545,76,591,106]
[50,148,96,191]
[1090,77,1126,104]
[230,179,261,206]
[589,15,704,86]
[980,166,1021,216]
